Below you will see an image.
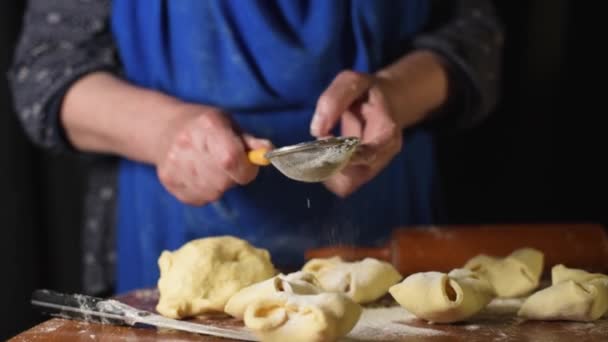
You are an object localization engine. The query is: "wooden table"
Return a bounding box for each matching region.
[9,288,608,341]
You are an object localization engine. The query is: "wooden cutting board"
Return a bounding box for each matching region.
[10,288,608,341]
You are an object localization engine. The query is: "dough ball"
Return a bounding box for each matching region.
[225,271,321,319]
[302,256,402,303]
[464,247,543,298]
[518,278,608,321]
[388,268,494,323]
[518,265,608,321]
[156,236,276,319]
[243,291,362,342]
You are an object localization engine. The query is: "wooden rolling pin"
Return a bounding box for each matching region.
[305,223,608,275]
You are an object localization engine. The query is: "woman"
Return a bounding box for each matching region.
[9,0,503,294]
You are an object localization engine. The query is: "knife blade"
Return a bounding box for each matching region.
[31,289,258,341]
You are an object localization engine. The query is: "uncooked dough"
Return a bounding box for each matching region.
[243,291,362,342]
[156,236,276,319]
[388,268,494,323]
[518,265,608,321]
[225,271,321,319]
[552,264,608,284]
[302,256,402,303]
[464,247,543,298]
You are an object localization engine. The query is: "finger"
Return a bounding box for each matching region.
[325,134,402,197]
[323,165,371,198]
[311,70,373,137]
[360,87,397,146]
[340,111,372,165]
[191,164,234,202]
[158,154,213,205]
[315,134,335,142]
[243,134,273,166]
[157,144,194,194]
[176,182,217,206]
[242,134,274,150]
[353,132,401,168]
[349,144,377,165]
[159,165,211,206]
[341,111,364,138]
[207,128,258,185]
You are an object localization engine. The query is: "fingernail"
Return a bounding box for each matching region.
[259,138,272,147]
[310,113,322,136]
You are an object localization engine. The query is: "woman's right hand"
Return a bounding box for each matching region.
[59,72,270,205]
[155,104,272,206]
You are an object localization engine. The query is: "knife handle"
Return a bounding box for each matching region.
[31,289,137,326]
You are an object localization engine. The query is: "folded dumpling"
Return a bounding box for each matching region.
[302,256,402,303]
[243,292,362,342]
[464,248,543,298]
[518,265,608,321]
[552,264,608,284]
[388,268,494,323]
[225,271,321,319]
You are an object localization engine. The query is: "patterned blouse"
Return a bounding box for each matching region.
[8,0,504,295]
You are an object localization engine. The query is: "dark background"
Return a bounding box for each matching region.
[0,1,605,339]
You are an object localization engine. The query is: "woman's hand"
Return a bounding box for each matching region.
[61,72,272,206]
[156,105,271,205]
[310,70,402,197]
[310,50,449,197]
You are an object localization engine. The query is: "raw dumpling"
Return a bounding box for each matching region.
[388,268,494,323]
[518,265,608,321]
[225,271,321,319]
[302,256,402,303]
[464,247,543,298]
[156,236,276,319]
[518,279,608,321]
[552,264,608,284]
[243,292,362,342]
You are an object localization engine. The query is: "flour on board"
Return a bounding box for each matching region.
[346,306,446,340]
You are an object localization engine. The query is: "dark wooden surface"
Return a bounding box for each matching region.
[9,288,608,341]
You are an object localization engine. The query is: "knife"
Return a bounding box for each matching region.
[31,289,258,341]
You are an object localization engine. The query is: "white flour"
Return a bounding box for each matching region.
[345,306,446,340]
[39,319,66,333]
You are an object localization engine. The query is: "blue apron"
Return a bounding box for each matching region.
[111,0,443,293]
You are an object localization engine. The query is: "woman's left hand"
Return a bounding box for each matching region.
[310,70,402,197]
[310,50,449,197]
